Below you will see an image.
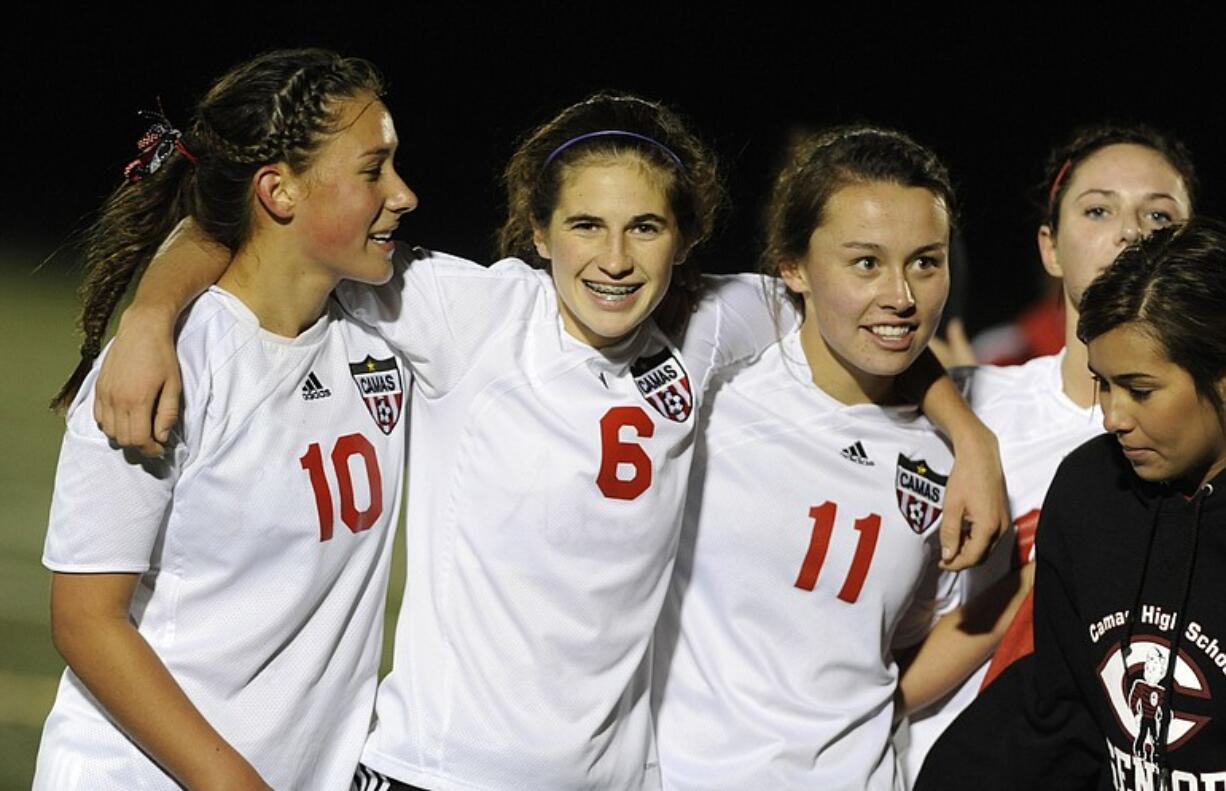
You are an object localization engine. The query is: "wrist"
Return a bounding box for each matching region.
[118,301,179,334]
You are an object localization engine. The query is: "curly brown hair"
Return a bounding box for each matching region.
[498,93,724,337]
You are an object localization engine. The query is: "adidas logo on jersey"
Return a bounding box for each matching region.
[301,371,332,401]
[840,441,874,466]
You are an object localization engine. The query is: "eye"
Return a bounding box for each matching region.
[852,256,877,272]
[910,255,943,272]
[1091,374,1110,393]
[630,221,662,236]
[363,159,386,181]
[1128,387,1153,402]
[1084,206,1110,220]
[1145,210,1175,226]
[568,220,601,233]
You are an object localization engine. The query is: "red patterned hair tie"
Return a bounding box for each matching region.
[123,108,196,183]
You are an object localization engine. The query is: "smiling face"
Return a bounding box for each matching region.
[1089,322,1226,491]
[532,156,684,347]
[1040,144,1190,310]
[291,93,417,286]
[782,181,950,404]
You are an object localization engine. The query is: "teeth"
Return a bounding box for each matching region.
[585,282,640,299]
[369,233,392,242]
[870,325,911,338]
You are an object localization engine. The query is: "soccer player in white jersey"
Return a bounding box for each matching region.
[33,50,415,790]
[93,99,1009,790]
[904,125,1198,786]
[653,126,1024,790]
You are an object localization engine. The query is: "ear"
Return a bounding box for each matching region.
[779,257,809,297]
[673,242,692,267]
[253,163,296,221]
[532,222,552,262]
[1038,224,1063,279]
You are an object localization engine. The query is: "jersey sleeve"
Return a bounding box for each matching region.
[335,247,548,396]
[680,274,799,395]
[42,334,205,573]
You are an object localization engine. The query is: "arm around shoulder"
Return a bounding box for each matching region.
[94,218,230,456]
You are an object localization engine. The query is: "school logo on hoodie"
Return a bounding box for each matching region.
[1097,636,1212,756]
[894,454,947,534]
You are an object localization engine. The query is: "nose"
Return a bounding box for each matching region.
[1100,391,1133,435]
[599,234,633,277]
[386,171,418,215]
[1119,216,1141,246]
[879,267,916,312]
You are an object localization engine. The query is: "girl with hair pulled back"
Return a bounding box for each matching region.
[90,94,1006,788]
[652,125,1023,788]
[36,48,415,790]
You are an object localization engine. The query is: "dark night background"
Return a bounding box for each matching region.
[1,7,1225,785]
[3,6,1225,334]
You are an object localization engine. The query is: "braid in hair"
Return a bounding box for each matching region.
[52,49,383,411]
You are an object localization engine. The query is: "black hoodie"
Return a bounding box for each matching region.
[916,434,1226,790]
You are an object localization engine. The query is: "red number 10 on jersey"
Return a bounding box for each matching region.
[299,433,383,542]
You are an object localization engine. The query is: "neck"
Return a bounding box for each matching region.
[1060,294,1096,408]
[797,315,896,405]
[218,236,337,337]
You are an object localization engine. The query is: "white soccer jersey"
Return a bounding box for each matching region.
[34,288,406,791]
[652,329,958,791]
[338,251,782,790]
[898,352,1102,785]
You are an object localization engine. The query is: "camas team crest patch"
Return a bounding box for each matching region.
[349,356,404,435]
[895,454,948,534]
[631,348,693,423]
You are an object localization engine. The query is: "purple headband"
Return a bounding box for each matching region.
[542,129,685,172]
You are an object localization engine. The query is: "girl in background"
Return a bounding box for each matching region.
[910,126,1197,786]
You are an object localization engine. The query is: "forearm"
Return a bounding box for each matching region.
[51,574,267,789]
[905,349,982,444]
[897,563,1034,715]
[127,217,230,328]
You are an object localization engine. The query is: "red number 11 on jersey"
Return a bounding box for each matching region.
[794,500,881,603]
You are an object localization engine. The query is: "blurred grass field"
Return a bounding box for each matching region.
[0,257,407,789]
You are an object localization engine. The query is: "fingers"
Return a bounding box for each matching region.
[938,496,966,567]
[153,373,182,447]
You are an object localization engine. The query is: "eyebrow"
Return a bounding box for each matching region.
[1087,365,1157,384]
[360,146,395,159]
[840,241,947,254]
[1073,188,1182,203]
[562,212,671,225]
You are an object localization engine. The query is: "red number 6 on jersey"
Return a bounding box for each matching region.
[597,406,655,501]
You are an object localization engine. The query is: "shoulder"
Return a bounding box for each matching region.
[173,289,261,381]
[962,354,1061,408]
[1043,434,1136,536]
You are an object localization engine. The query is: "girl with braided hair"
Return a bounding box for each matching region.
[35,49,415,789]
[90,95,1007,789]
